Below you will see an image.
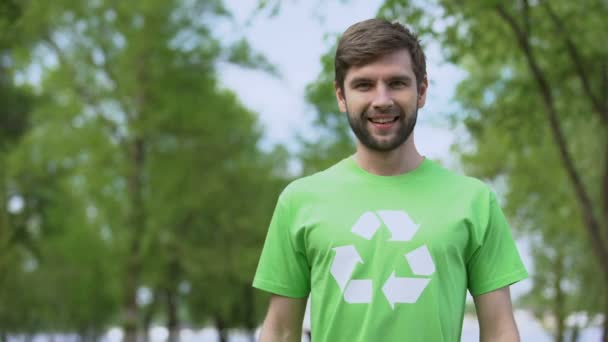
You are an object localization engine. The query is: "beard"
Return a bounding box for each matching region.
[346,104,418,152]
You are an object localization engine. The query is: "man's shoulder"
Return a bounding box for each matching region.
[279,159,348,202]
[428,160,494,198]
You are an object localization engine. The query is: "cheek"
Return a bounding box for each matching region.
[344,93,370,111]
[396,93,419,109]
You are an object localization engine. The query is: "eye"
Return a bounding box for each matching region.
[354,82,372,91]
[390,80,408,89]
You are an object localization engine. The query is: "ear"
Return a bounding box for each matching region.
[334,81,347,112]
[417,76,429,108]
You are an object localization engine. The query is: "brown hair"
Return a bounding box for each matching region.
[334,18,427,91]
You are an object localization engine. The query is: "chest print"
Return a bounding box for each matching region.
[329,210,435,309]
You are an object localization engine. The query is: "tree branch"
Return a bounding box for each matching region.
[43,34,93,101]
[522,0,531,36]
[43,33,126,146]
[542,1,608,125]
[496,4,608,277]
[97,19,125,97]
[601,58,608,109]
[604,141,608,240]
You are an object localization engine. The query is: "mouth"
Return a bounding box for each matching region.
[367,116,399,129]
[368,116,399,124]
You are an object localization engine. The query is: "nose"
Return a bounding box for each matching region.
[371,83,393,111]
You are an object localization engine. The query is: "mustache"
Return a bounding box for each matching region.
[362,107,403,118]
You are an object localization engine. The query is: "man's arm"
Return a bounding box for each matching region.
[473,286,520,342]
[259,294,307,342]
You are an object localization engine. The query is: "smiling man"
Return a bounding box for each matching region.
[253,18,528,342]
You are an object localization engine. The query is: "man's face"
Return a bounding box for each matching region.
[335,49,427,152]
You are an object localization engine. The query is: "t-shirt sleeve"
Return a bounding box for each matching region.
[467,191,528,297]
[252,188,311,298]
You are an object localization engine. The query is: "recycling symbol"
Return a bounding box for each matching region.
[330,210,435,309]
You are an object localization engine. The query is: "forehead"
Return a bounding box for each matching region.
[344,49,415,82]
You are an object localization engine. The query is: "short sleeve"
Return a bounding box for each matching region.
[252,189,311,298]
[467,191,528,297]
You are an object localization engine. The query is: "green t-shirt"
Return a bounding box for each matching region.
[253,156,528,341]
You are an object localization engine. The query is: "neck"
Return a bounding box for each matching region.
[354,136,423,176]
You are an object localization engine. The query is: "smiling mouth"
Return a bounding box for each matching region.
[368,117,399,124]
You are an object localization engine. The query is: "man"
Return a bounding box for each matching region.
[253,18,528,342]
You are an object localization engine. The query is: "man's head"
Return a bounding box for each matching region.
[335,18,426,93]
[334,18,428,152]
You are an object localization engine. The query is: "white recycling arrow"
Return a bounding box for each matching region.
[330,210,434,307]
[381,271,431,309]
[344,279,373,303]
[376,210,419,241]
[351,211,381,240]
[330,245,363,291]
[406,245,435,276]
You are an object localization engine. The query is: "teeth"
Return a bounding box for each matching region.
[370,118,396,123]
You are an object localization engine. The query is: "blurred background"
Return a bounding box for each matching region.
[0,0,606,341]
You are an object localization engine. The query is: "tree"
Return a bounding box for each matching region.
[379,0,608,277]
[459,116,604,341]
[0,0,32,258]
[181,146,290,341]
[299,43,355,175]
[375,0,608,339]
[10,0,281,340]
[1,94,124,339]
[0,1,38,339]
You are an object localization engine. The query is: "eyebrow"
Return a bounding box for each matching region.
[347,77,371,88]
[388,75,413,83]
[348,75,413,87]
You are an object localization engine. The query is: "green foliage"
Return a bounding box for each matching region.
[1,0,289,338]
[300,40,355,174]
[226,39,278,76]
[376,0,608,335]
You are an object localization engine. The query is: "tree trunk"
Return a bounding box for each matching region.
[122,252,140,342]
[0,154,10,260]
[0,155,6,233]
[165,246,181,342]
[216,316,228,342]
[243,285,256,342]
[142,288,160,342]
[603,143,608,257]
[496,4,608,281]
[166,286,179,342]
[122,137,146,342]
[602,293,608,342]
[568,325,579,342]
[78,329,93,342]
[554,251,565,342]
[91,330,101,342]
